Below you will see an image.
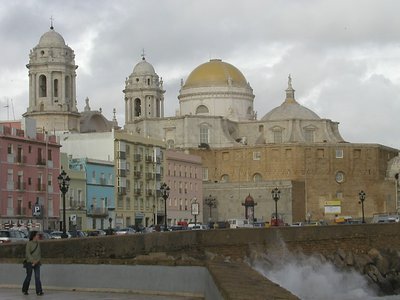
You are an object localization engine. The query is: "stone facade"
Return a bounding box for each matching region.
[190,143,398,222]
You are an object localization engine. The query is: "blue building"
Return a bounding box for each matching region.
[69,158,115,230]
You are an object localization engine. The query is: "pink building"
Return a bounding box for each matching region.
[165,150,203,226]
[0,120,61,230]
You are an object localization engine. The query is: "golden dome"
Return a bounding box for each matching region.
[184,59,248,88]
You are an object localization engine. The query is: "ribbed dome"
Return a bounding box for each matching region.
[38,29,66,47]
[132,58,156,75]
[262,101,320,121]
[184,59,248,88]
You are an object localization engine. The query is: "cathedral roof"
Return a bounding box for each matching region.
[132,57,156,75]
[38,27,66,48]
[261,75,320,121]
[183,59,248,88]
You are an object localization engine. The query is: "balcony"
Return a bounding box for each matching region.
[118,187,126,195]
[87,207,108,217]
[16,182,26,191]
[37,159,46,166]
[37,183,46,192]
[134,188,142,196]
[133,154,142,162]
[145,155,153,163]
[134,171,142,179]
[15,207,27,216]
[100,178,107,185]
[16,155,27,164]
[117,169,126,177]
[146,189,153,196]
[156,157,161,164]
[117,151,126,159]
[146,173,154,180]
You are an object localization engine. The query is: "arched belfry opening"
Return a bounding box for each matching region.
[134,98,142,117]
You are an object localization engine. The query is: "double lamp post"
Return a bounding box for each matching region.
[57,169,70,238]
[160,183,170,231]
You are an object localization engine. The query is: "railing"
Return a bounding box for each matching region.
[133,154,142,162]
[145,155,153,163]
[117,151,126,159]
[117,169,126,177]
[100,178,107,185]
[37,159,46,166]
[16,182,26,191]
[118,187,126,195]
[87,207,108,217]
[134,188,142,196]
[134,171,142,178]
[37,183,46,192]
[146,189,153,196]
[146,173,154,180]
[16,156,27,164]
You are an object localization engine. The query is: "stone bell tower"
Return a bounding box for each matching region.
[23,23,80,132]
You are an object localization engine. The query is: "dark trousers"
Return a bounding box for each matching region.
[22,263,42,294]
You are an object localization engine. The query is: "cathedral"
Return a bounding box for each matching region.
[25,25,400,225]
[125,56,400,224]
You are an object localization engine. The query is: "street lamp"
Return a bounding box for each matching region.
[57,169,70,238]
[271,187,280,226]
[205,195,217,221]
[191,197,199,227]
[359,190,366,223]
[160,183,170,231]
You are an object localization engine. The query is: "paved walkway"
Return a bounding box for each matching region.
[0,288,199,300]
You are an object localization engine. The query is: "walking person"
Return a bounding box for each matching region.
[22,231,44,296]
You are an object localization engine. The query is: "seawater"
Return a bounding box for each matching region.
[249,251,399,300]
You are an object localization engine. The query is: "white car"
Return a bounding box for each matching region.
[0,230,28,243]
[50,231,71,239]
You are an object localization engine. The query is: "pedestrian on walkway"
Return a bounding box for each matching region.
[22,231,44,296]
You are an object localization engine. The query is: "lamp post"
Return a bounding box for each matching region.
[160,183,170,231]
[271,187,280,226]
[359,190,366,223]
[57,170,70,238]
[204,195,217,222]
[191,197,199,227]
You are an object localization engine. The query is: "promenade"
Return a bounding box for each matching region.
[0,288,197,300]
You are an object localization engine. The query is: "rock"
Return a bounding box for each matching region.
[345,251,354,266]
[376,256,390,276]
[368,248,381,262]
[354,253,372,273]
[365,263,394,294]
[337,248,346,261]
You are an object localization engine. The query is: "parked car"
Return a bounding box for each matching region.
[50,231,72,239]
[86,229,107,237]
[291,222,304,227]
[68,230,87,238]
[115,228,136,235]
[0,229,28,243]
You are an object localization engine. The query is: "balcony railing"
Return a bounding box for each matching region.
[117,151,126,159]
[117,169,126,177]
[134,188,142,196]
[16,182,26,191]
[134,171,142,178]
[87,207,108,217]
[146,173,154,180]
[37,183,46,192]
[16,156,27,164]
[145,155,153,163]
[146,189,153,196]
[37,159,46,166]
[100,178,107,185]
[118,187,126,195]
[133,154,142,162]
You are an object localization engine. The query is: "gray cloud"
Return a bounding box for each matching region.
[1,0,400,149]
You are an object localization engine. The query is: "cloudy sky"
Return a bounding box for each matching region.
[1,0,400,148]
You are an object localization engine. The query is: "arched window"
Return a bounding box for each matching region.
[65,76,71,98]
[253,173,262,182]
[39,75,47,97]
[54,79,59,97]
[221,174,229,182]
[134,98,141,117]
[147,78,151,85]
[196,105,209,114]
[199,125,209,144]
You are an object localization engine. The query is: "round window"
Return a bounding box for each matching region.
[335,171,345,183]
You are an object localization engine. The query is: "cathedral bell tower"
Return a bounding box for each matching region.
[23,23,80,132]
[123,53,165,124]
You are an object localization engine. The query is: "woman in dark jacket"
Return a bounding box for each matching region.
[22,231,43,296]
